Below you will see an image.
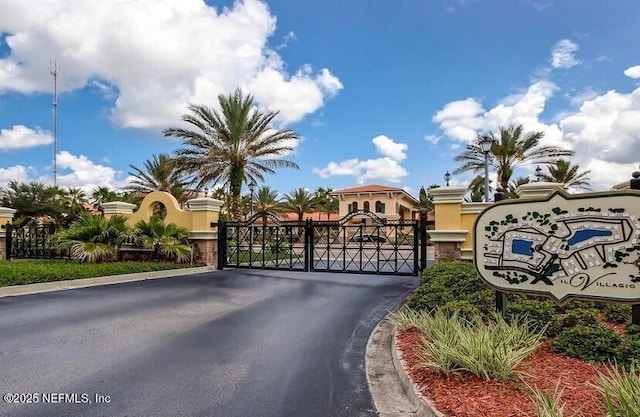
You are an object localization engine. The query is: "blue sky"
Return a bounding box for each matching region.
[1,0,639,197]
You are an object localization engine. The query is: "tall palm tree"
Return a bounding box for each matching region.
[64,187,88,219]
[453,125,573,191]
[282,188,315,222]
[254,185,283,220]
[91,186,118,208]
[541,159,592,190]
[312,187,338,220]
[164,88,300,221]
[126,153,190,202]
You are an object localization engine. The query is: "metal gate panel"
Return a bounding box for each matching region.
[218,210,425,276]
[222,214,307,271]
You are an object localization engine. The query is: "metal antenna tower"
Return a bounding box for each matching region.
[50,59,59,187]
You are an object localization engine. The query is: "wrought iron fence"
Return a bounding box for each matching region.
[218,210,427,276]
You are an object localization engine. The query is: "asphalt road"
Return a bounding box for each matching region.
[0,269,418,417]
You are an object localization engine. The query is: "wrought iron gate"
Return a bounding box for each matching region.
[5,224,69,260]
[218,210,427,276]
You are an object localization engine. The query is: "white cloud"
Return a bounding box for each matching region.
[312,135,409,184]
[0,152,127,192]
[372,135,407,161]
[0,125,53,151]
[624,65,640,79]
[313,157,408,184]
[432,97,485,142]
[50,151,126,192]
[424,134,441,145]
[433,81,568,149]
[0,165,31,188]
[550,39,581,69]
[432,69,640,191]
[0,0,341,131]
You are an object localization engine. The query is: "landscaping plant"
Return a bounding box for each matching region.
[394,308,546,381]
[596,364,640,417]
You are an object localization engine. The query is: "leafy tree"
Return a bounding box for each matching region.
[282,188,315,222]
[453,125,573,191]
[54,214,130,262]
[541,159,592,190]
[131,215,191,262]
[126,153,191,203]
[313,187,338,220]
[164,88,300,221]
[1,181,67,226]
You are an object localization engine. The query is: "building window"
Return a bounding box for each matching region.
[363,201,370,211]
[375,201,385,214]
[352,201,358,211]
[347,203,352,213]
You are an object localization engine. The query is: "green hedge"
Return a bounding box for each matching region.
[0,260,203,287]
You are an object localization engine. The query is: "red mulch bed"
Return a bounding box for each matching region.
[397,328,609,417]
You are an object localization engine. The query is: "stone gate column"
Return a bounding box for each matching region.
[185,198,223,267]
[427,187,468,262]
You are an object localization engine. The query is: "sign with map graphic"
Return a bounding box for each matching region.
[474,190,640,303]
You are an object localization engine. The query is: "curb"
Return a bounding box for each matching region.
[391,326,444,417]
[0,266,216,298]
[366,316,443,417]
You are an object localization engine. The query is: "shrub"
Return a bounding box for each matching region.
[408,262,493,316]
[618,333,640,370]
[597,364,640,417]
[604,303,632,325]
[439,300,481,322]
[561,307,601,328]
[551,324,621,363]
[506,296,558,334]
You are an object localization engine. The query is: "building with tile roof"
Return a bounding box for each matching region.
[331,184,421,224]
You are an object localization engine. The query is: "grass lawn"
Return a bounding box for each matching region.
[0,260,203,287]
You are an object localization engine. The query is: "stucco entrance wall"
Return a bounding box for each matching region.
[102,191,223,266]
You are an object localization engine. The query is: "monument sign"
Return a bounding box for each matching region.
[474,190,640,303]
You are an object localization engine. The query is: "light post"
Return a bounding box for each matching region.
[479,135,495,202]
[444,171,451,187]
[535,165,543,182]
[248,181,257,219]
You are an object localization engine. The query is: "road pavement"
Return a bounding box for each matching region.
[0,269,418,417]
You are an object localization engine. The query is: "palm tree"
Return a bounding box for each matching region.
[164,88,300,221]
[541,159,592,190]
[464,176,488,202]
[507,176,531,199]
[282,188,315,222]
[132,216,192,262]
[312,187,338,220]
[63,187,88,220]
[453,125,573,191]
[55,214,130,262]
[126,153,190,203]
[254,185,283,221]
[90,186,118,208]
[418,184,440,213]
